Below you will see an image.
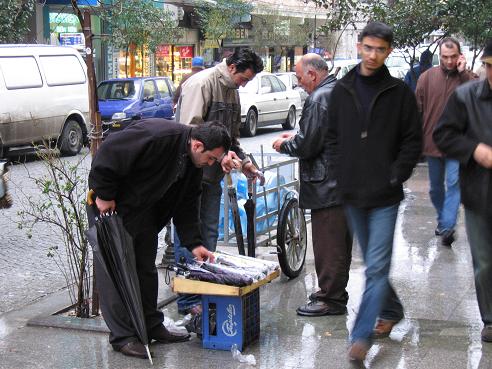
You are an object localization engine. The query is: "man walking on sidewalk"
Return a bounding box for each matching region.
[327,22,422,361]
[415,37,477,246]
[272,54,352,317]
[433,39,492,343]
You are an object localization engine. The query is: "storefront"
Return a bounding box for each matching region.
[155,45,195,84]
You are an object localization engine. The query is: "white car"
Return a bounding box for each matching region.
[275,72,308,106]
[239,72,302,137]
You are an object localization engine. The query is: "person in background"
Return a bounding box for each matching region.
[174,48,264,316]
[415,37,477,246]
[272,54,352,317]
[327,22,422,362]
[172,56,205,107]
[404,49,433,92]
[433,39,492,344]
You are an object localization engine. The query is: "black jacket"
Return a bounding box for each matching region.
[280,75,339,209]
[433,79,492,217]
[88,119,203,250]
[328,65,422,208]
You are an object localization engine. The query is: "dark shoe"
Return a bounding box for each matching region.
[373,318,401,339]
[116,341,151,359]
[348,340,369,362]
[150,324,190,344]
[482,325,492,342]
[309,290,323,301]
[296,300,347,316]
[435,227,444,236]
[441,229,455,246]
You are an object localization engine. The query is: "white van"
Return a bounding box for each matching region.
[0,45,90,157]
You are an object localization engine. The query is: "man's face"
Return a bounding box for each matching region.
[295,63,316,94]
[228,65,256,88]
[190,141,225,168]
[440,44,460,71]
[357,36,392,76]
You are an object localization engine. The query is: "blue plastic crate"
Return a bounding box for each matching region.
[201,289,260,351]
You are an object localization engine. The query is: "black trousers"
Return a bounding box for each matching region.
[94,227,163,349]
[311,206,353,308]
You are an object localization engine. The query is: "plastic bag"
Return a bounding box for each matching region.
[231,344,256,366]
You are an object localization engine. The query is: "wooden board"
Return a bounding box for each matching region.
[172,269,280,297]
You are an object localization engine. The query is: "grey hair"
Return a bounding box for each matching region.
[301,53,328,72]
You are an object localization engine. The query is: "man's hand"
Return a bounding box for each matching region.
[192,246,215,262]
[457,54,467,73]
[272,133,294,152]
[221,151,241,173]
[473,143,492,168]
[95,197,116,215]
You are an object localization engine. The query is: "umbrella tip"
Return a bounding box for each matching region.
[145,345,153,365]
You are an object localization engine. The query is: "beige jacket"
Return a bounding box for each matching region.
[176,61,244,183]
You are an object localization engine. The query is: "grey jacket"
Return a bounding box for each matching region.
[176,61,245,183]
[280,75,340,210]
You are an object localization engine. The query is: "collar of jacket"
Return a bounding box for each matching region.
[315,74,337,91]
[477,78,492,100]
[216,61,238,89]
[338,63,397,92]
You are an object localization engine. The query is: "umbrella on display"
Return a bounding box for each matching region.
[86,191,153,365]
[244,155,265,258]
[225,173,246,256]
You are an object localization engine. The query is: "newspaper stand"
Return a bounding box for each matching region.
[172,270,279,351]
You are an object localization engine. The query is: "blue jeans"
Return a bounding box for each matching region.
[345,204,404,344]
[464,208,492,324]
[427,157,460,232]
[175,181,223,312]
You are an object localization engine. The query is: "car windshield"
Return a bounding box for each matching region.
[239,78,258,94]
[98,80,139,100]
[386,56,407,68]
[276,74,290,87]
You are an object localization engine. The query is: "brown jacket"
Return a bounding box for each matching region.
[415,66,476,157]
[175,61,244,183]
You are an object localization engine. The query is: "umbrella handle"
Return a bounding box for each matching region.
[86,189,100,219]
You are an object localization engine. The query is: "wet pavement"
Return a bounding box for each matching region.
[1,164,492,368]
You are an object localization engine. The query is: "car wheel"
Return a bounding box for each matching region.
[241,109,257,137]
[59,120,83,156]
[282,106,296,130]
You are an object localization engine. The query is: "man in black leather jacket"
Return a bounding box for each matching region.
[433,39,492,343]
[273,54,352,316]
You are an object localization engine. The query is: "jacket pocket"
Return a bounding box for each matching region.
[301,160,326,182]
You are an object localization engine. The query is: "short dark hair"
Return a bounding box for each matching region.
[190,121,231,152]
[439,37,461,54]
[359,22,394,46]
[226,48,264,74]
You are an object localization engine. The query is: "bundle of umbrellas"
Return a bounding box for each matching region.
[174,251,279,287]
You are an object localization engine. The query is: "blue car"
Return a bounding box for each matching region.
[97,77,176,135]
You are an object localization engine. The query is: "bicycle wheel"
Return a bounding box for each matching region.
[276,197,307,278]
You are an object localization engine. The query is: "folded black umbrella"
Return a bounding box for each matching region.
[86,193,153,365]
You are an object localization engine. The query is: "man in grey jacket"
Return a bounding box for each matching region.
[272,54,352,316]
[174,49,264,315]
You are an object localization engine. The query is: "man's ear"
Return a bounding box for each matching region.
[227,64,236,74]
[192,140,205,153]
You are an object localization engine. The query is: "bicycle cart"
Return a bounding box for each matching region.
[218,150,308,279]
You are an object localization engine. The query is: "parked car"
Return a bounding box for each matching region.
[329,59,359,79]
[385,54,409,80]
[0,45,90,157]
[97,77,176,135]
[239,72,302,137]
[275,72,308,106]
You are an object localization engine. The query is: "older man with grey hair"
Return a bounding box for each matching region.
[273,54,352,316]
